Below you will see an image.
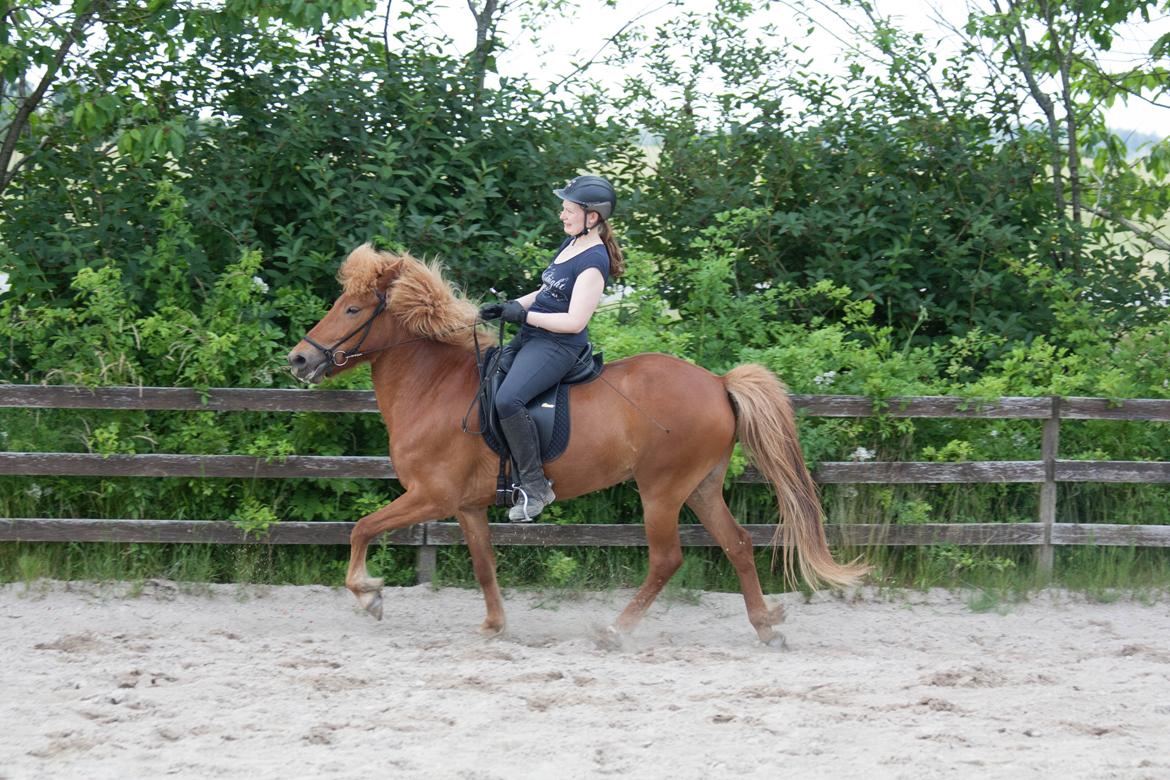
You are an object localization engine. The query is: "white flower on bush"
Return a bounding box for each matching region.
[252,276,269,293]
[600,284,635,304]
[0,270,10,295]
[813,370,837,387]
[850,446,876,462]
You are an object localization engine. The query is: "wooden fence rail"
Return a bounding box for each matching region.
[4,385,1170,582]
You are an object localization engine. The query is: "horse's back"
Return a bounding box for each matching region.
[551,351,737,498]
[598,351,731,412]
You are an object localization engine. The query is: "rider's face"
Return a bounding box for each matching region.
[559,200,593,235]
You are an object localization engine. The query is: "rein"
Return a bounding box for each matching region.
[304,296,670,434]
[459,322,671,435]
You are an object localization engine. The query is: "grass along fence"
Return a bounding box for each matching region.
[3,384,1170,584]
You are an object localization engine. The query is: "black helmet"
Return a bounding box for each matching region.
[553,175,616,221]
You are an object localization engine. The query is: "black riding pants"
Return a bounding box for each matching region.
[494,336,582,421]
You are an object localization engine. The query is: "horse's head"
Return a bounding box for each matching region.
[287,243,482,384]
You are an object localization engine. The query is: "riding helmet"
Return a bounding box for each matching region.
[553,175,617,221]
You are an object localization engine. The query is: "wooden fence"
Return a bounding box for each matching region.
[3,384,1170,582]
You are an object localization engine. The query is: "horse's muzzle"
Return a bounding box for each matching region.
[287,345,328,384]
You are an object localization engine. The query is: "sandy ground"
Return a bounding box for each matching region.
[1,581,1169,780]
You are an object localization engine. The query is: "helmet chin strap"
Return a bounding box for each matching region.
[573,210,597,240]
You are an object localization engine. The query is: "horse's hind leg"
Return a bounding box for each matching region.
[686,462,785,645]
[454,507,506,635]
[611,493,685,637]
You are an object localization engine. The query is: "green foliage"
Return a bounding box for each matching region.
[230,495,279,537]
[616,0,1170,347]
[543,550,580,586]
[0,541,356,587]
[589,248,692,360]
[2,12,637,311]
[3,0,1170,593]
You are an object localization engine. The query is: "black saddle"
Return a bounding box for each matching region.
[478,341,604,464]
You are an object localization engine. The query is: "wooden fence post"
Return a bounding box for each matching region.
[1036,396,1061,576]
[416,522,437,585]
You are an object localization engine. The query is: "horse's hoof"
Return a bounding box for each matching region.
[764,632,788,651]
[353,591,386,622]
[594,624,625,651]
[364,591,384,621]
[352,578,385,621]
[478,619,506,637]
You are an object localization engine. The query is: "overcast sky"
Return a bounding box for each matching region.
[390,0,1170,137]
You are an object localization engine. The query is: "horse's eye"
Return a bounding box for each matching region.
[346,306,361,315]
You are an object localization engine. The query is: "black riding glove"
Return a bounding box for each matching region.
[478,302,504,321]
[500,300,528,325]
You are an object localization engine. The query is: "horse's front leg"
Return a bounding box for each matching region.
[347,490,444,620]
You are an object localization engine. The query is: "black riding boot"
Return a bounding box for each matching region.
[498,410,556,522]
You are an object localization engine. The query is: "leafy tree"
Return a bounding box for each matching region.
[614,0,1061,343]
[964,0,1170,266]
[0,1,638,310]
[615,0,1169,347]
[1,0,376,199]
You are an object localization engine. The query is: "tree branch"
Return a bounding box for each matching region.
[1046,0,1082,228]
[466,0,500,97]
[547,1,676,94]
[995,0,1071,268]
[1084,204,1170,252]
[382,0,393,73]
[3,134,50,182]
[1084,55,1170,110]
[0,5,98,197]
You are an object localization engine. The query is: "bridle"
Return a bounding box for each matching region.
[302,292,388,377]
[299,291,479,381]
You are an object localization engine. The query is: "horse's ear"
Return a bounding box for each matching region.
[339,243,404,296]
[375,256,405,293]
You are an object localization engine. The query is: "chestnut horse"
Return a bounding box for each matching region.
[288,244,867,644]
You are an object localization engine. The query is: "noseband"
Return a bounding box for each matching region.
[303,292,387,372]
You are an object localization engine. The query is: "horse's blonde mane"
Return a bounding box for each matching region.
[337,243,483,351]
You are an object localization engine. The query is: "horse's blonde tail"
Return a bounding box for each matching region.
[723,363,869,590]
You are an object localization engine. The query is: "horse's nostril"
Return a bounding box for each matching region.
[290,352,306,367]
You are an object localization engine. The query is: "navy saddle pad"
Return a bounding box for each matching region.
[479,343,604,463]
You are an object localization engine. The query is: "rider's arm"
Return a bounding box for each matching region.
[515,289,541,309]
[524,268,605,334]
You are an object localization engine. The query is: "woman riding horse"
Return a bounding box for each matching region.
[478,175,624,522]
[287,201,867,644]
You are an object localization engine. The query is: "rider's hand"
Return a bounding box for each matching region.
[478,302,504,321]
[500,300,528,325]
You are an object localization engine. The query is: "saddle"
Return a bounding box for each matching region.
[477,341,604,466]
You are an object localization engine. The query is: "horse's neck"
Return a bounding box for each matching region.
[369,341,477,434]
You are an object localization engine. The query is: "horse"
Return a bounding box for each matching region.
[287,244,868,645]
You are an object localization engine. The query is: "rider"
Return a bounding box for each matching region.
[479,175,625,521]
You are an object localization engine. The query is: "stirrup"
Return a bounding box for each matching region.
[508,482,552,523]
[509,485,537,523]
[510,484,540,521]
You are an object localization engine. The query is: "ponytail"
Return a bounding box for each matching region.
[598,221,625,278]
